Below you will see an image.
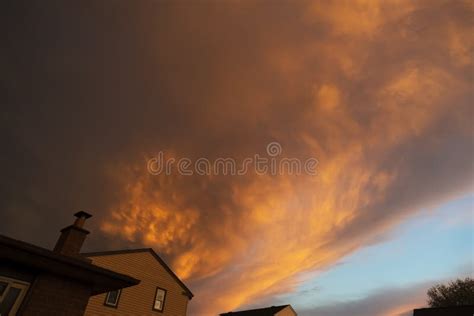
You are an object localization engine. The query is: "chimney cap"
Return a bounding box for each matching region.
[74,211,92,219]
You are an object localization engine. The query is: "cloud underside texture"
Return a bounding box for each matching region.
[1,1,473,314]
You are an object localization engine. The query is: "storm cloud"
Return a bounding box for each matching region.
[1,0,473,314]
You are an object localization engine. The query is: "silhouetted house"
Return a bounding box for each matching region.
[220,304,297,316]
[0,212,139,316]
[83,248,193,315]
[413,305,474,316]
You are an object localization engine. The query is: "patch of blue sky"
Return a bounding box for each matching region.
[284,194,473,310]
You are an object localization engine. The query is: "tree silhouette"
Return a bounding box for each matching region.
[427,278,474,307]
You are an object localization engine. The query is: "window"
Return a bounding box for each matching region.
[0,281,7,296]
[152,287,166,312]
[0,276,30,316]
[104,289,121,308]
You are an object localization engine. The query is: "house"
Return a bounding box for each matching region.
[413,305,474,315]
[0,211,193,316]
[83,248,193,316]
[220,304,297,316]
[0,211,139,316]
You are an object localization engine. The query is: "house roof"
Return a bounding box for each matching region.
[0,234,140,295]
[220,305,294,316]
[413,305,474,316]
[82,248,194,299]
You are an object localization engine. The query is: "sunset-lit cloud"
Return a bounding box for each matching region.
[299,282,428,316]
[1,0,472,315]
[93,1,473,314]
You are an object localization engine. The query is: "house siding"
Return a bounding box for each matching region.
[84,252,189,316]
[276,306,297,316]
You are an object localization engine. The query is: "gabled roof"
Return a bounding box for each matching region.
[220,305,295,316]
[0,234,140,295]
[82,248,194,299]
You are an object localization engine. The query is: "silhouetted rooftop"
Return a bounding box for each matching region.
[0,234,139,294]
[220,305,291,316]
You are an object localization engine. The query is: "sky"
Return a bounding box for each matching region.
[1,1,473,315]
[267,194,474,315]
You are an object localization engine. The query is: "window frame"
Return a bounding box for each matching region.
[152,287,167,313]
[103,289,122,308]
[0,276,30,316]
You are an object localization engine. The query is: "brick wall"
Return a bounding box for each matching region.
[20,273,91,316]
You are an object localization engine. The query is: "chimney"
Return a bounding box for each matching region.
[54,211,92,257]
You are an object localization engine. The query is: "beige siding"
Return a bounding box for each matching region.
[84,252,189,316]
[276,306,297,316]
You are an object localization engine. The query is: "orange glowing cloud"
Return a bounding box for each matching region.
[94,1,473,314]
[1,2,472,315]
